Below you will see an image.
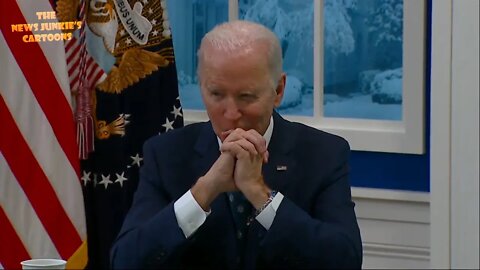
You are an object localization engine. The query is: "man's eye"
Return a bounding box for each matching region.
[240,94,256,101]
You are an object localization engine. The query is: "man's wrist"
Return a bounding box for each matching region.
[191,176,219,211]
[254,190,278,215]
[247,190,279,227]
[241,181,271,210]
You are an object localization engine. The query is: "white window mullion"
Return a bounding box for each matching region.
[314,0,324,119]
[229,0,238,21]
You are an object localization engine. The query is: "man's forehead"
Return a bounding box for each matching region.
[203,79,259,91]
[200,39,269,58]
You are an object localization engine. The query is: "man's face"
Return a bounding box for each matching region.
[198,44,285,140]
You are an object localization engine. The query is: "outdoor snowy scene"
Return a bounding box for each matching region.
[168,0,404,121]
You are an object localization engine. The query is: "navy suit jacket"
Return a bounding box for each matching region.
[111,112,362,269]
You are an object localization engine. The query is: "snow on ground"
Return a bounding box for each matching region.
[324,93,401,120]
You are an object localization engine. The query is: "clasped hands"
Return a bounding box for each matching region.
[191,128,271,211]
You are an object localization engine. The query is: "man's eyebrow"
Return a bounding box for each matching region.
[204,84,220,91]
[207,87,222,92]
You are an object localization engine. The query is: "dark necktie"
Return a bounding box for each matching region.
[228,191,252,248]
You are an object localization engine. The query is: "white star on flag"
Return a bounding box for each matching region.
[81,171,91,186]
[115,172,128,187]
[130,153,143,167]
[171,105,182,119]
[162,117,174,131]
[99,174,113,189]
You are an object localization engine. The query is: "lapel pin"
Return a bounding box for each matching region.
[276,165,287,171]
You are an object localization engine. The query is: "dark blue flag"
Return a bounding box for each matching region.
[55,0,184,268]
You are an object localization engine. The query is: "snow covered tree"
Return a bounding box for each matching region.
[241,0,357,56]
[324,0,357,55]
[241,0,313,56]
[366,0,403,46]
[365,0,403,69]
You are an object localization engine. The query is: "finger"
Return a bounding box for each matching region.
[222,129,268,162]
[220,129,233,142]
[244,129,268,154]
[222,128,247,143]
[235,139,259,155]
[221,139,257,157]
[224,129,267,154]
[221,142,247,160]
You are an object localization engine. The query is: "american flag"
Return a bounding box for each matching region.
[0,0,87,269]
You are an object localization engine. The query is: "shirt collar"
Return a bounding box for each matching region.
[217,116,274,149]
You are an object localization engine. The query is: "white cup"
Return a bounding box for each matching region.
[20,259,67,269]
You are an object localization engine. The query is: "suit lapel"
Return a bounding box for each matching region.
[191,122,233,229]
[192,122,220,178]
[263,112,297,192]
[245,112,298,264]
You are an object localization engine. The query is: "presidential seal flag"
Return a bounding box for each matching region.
[55,0,183,268]
[0,0,87,269]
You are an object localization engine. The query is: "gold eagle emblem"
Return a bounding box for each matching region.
[97,48,170,94]
[57,0,175,94]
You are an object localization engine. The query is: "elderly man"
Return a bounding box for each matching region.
[111,20,362,269]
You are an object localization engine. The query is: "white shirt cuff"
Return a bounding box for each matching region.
[255,192,284,230]
[174,190,210,238]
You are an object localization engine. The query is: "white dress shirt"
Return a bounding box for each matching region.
[174,117,284,238]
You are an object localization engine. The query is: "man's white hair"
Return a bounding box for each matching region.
[197,20,283,86]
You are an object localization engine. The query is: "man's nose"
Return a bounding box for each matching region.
[223,99,242,120]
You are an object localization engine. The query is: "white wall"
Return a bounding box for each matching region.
[431,0,480,268]
[449,0,480,267]
[352,188,430,269]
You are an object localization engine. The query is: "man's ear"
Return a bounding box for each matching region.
[273,73,286,108]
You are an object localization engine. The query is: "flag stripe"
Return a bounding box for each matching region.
[0,152,60,260]
[66,40,80,65]
[85,58,97,79]
[1,0,79,176]
[65,38,75,51]
[0,207,30,270]
[65,36,106,91]
[0,32,86,239]
[0,96,81,259]
[93,69,106,85]
[68,56,81,77]
[15,0,72,106]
